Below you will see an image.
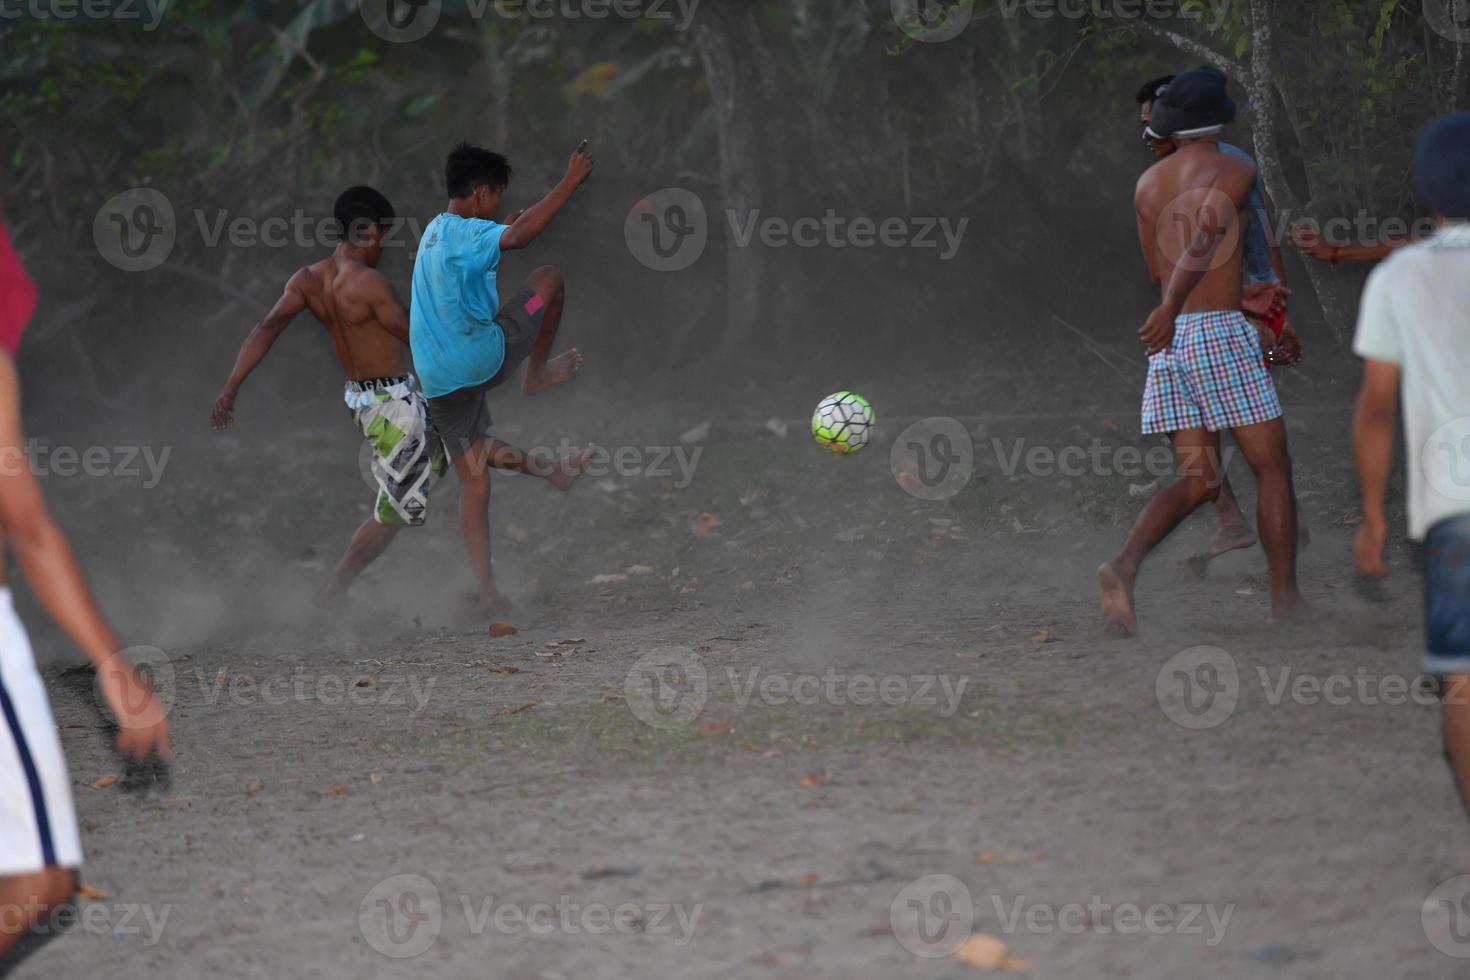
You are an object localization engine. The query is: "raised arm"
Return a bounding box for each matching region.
[0,353,170,758]
[210,270,310,428]
[498,141,594,252]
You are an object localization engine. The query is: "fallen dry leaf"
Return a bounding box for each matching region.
[495,700,538,719]
[369,773,383,785]
[694,512,722,536]
[75,884,107,901]
[488,622,519,637]
[1033,627,1058,644]
[318,783,349,797]
[245,780,264,796]
[799,770,831,789]
[91,774,118,790]
[625,564,654,576]
[698,719,732,738]
[955,934,1010,970]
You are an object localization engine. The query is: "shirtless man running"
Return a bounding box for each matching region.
[210,186,582,602]
[1099,67,1303,633]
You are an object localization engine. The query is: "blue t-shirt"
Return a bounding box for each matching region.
[1218,142,1277,285]
[410,213,510,398]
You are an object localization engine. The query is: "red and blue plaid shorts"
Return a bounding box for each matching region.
[1141,310,1282,435]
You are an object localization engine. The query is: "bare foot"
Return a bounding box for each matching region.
[1098,561,1137,637]
[523,349,583,395]
[546,446,595,491]
[1182,524,1257,576]
[1266,590,1308,624]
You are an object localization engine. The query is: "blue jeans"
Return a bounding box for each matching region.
[1425,513,1470,675]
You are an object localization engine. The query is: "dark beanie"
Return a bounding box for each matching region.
[1414,112,1470,221]
[1148,66,1237,140]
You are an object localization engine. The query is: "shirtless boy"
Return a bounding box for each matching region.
[210,186,581,602]
[0,203,170,960]
[1100,67,1303,633]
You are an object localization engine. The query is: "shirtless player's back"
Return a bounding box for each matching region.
[1097,66,1301,633]
[210,186,446,599]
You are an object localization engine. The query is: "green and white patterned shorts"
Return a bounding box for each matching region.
[346,376,447,527]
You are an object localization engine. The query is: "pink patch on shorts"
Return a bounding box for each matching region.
[523,294,545,316]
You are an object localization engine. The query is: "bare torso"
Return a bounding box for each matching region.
[1136,141,1255,314]
[295,256,408,381]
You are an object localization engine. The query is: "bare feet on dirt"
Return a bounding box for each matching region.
[524,349,583,395]
[1098,561,1137,637]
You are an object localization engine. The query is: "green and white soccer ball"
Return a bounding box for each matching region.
[812,391,875,455]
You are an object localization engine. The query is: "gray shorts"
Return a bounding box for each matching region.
[427,286,545,458]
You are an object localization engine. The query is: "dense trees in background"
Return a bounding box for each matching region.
[1,0,1464,370]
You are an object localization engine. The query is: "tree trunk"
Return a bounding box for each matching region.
[692,6,773,357]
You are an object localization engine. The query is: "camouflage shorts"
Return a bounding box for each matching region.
[346,376,447,527]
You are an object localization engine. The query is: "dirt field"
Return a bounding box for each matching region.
[6,351,1468,980]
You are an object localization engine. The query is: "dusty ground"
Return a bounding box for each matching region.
[5,350,1468,980]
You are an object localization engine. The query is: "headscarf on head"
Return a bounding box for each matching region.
[1146,66,1237,141]
[1414,112,1470,221]
[0,222,36,356]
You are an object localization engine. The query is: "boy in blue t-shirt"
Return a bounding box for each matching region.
[411,140,594,607]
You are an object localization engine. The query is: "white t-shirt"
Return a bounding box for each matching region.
[1353,222,1470,540]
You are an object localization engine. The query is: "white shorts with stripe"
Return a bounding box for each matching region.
[0,587,82,875]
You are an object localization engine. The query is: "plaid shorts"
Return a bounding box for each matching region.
[1141,310,1282,435]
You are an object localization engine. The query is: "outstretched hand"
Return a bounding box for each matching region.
[565,139,594,186]
[96,658,172,760]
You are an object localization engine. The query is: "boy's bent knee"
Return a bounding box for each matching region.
[528,266,564,296]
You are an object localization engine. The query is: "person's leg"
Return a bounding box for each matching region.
[1226,416,1302,621]
[0,867,73,958]
[1099,427,1223,635]
[515,266,582,395]
[484,438,596,491]
[321,520,400,601]
[1187,473,1258,568]
[454,438,499,601]
[1443,676,1470,820]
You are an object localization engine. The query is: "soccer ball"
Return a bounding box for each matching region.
[812,391,875,454]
